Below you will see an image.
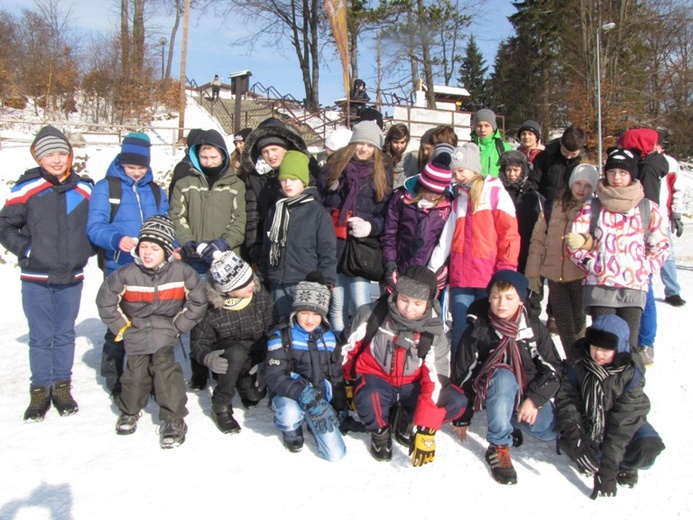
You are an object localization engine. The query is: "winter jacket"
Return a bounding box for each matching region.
[169,130,246,252]
[661,154,683,219]
[451,299,562,425]
[259,187,337,287]
[88,157,169,274]
[428,177,520,289]
[567,180,669,309]
[518,145,543,164]
[381,177,452,274]
[530,139,585,200]
[265,318,345,411]
[340,296,453,430]
[0,126,94,284]
[96,259,208,356]
[526,198,587,283]
[191,277,276,365]
[390,152,418,189]
[472,129,513,178]
[555,339,649,472]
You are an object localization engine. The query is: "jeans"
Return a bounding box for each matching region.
[22,281,83,386]
[638,276,656,347]
[450,287,488,358]
[486,369,557,446]
[270,283,297,320]
[330,273,372,333]
[272,395,346,461]
[660,229,681,298]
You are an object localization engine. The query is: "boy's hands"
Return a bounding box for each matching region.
[516,398,538,425]
[452,425,468,442]
[119,236,138,253]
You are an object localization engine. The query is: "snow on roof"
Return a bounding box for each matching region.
[433,84,470,97]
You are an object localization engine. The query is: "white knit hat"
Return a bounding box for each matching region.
[210,251,253,294]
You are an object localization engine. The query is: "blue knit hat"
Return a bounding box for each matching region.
[120,132,151,168]
[487,269,529,302]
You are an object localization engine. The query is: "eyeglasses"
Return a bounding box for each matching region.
[606,170,630,177]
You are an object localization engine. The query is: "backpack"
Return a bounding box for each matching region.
[96,176,163,271]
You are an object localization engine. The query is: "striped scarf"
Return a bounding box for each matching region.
[582,357,626,443]
[473,308,527,412]
[268,192,314,266]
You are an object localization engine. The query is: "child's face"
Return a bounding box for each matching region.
[396,293,428,320]
[139,240,166,269]
[559,144,580,160]
[261,145,287,169]
[296,310,322,332]
[199,145,224,168]
[489,287,523,319]
[420,143,434,162]
[571,179,593,201]
[122,164,147,182]
[453,168,476,184]
[280,177,306,198]
[606,168,631,188]
[234,141,245,153]
[505,165,523,183]
[390,137,408,154]
[355,142,375,161]
[590,345,616,366]
[475,121,494,138]
[227,279,255,299]
[39,152,70,180]
[519,131,538,149]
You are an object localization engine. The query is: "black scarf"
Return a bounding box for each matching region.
[268,192,315,266]
[581,356,626,443]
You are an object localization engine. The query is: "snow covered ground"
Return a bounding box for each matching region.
[1,102,693,519]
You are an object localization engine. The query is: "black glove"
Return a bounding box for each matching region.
[181,241,200,261]
[671,213,684,238]
[384,262,398,294]
[338,409,367,435]
[201,238,230,264]
[203,350,228,375]
[409,426,436,467]
[591,469,617,499]
[560,424,600,474]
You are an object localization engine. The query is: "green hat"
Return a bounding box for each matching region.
[278,150,310,186]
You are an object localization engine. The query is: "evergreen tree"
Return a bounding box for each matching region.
[457,35,488,111]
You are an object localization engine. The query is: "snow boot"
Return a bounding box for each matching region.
[51,379,79,416]
[212,407,241,434]
[485,444,518,485]
[24,385,51,422]
[392,405,413,447]
[160,419,188,449]
[282,427,304,453]
[617,468,639,488]
[115,413,141,435]
[370,426,393,462]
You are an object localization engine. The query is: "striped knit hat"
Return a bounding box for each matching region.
[119,132,151,168]
[33,132,71,160]
[137,215,175,258]
[419,148,452,194]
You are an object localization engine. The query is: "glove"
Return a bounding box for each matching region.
[347,217,372,238]
[201,238,230,264]
[528,277,542,295]
[591,470,617,499]
[435,265,448,292]
[565,232,593,250]
[181,241,200,261]
[338,409,367,435]
[307,399,339,434]
[671,213,684,238]
[203,350,228,375]
[560,424,600,475]
[384,262,398,293]
[344,381,355,411]
[410,426,436,467]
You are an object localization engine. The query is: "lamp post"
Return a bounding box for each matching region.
[159,37,167,80]
[596,22,615,168]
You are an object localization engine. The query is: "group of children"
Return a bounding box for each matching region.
[0,121,668,499]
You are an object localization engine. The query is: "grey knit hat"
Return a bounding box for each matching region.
[474,109,497,131]
[34,134,71,160]
[210,251,253,294]
[349,120,383,150]
[568,164,600,191]
[292,281,331,318]
[451,142,483,175]
[396,266,438,301]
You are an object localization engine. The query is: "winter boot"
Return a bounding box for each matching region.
[24,385,51,422]
[282,427,304,453]
[617,468,639,488]
[370,426,393,462]
[115,412,141,435]
[212,406,241,434]
[392,407,413,447]
[636,346,655,366]
[485,444,518,485]
[51,379,79,416]
[160,419,188,449]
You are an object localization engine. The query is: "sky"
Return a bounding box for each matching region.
[3,0,516,107]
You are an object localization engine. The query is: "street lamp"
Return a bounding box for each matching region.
[596,22,616,168]
[159,37,167,80]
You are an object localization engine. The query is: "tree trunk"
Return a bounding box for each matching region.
[132,0,145,75]
[166,0,182,79]
[121,0,130,77]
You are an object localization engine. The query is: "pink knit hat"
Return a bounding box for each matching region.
[418,146,452,194]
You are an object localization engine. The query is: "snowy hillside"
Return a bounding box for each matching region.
[1,101,692,519]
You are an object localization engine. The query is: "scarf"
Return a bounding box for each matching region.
[268,192,315,266]
[473,308,527,412]
[222,293,253,311]
[596,179,644,213]
[581,356,626,443]
[337,158,375,226]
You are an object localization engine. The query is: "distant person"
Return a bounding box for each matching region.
[230,128,252,174]
[531,126,587,200]
[470,109,513,178]
[349,78,370,120]
[516,120,544,163]
[0,126,94,422]
[211,74,221,101]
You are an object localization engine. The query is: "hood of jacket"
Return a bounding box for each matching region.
[618,128,659,157]
[189,129,230,174]
[241,119,308,175]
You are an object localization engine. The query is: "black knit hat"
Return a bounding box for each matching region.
[517,120,541,141]
[137,215,175,259]
[487,269,529,302]
[234,128,252,142]
[604,147,638,177]
[396,265,438,301]
[256,135,290,151]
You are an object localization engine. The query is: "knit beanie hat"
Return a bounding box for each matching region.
[396,265,438,301]
[451,142,483,175]
[256,134,290,151]
[292,280,331,318]
[119,132,151,168]
[487,269,529,302]
[324,127,353,152]
[186,128,204,148]
[137,215,175,259]
[430,143,455,161]
[568,164,600,191]
[517,120,541,141]
[419,149,452,194]
[210,251,254,294]
[604,147,638,176]
[474,109,498,131]
[278,150,310,186]
[233,128,252,143]
[585,315,630,353]
[33,129,71,160]
[350,120,383,150]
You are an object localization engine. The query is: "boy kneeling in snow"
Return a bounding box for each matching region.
[555,315,665,499]
[97,216,207,449]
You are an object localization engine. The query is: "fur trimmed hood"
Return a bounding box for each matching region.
[241,118,308,176]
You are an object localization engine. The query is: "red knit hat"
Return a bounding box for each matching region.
[419,148,452,194]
